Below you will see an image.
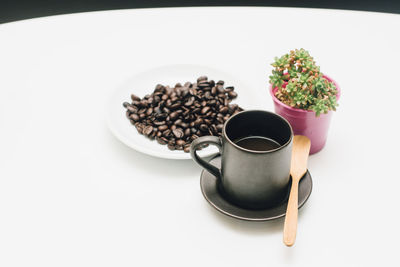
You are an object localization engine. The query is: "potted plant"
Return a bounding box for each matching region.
[269,48,341,154]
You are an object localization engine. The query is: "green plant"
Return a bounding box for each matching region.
[269,49,338,116]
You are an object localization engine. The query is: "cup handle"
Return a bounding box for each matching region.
[190,136,222,179]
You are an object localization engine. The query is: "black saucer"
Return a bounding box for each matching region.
[200,156,312,221]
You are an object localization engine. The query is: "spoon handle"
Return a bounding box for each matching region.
[283,179,299,247]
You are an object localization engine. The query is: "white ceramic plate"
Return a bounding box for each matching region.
[106,64,254,160]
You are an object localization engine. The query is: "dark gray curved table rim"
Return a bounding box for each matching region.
[200,156,313,221]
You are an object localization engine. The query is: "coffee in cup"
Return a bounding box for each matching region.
[190,110,293,209]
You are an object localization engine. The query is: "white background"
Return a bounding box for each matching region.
[1,7,399,266]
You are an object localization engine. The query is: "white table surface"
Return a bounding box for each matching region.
[1,7,399,267]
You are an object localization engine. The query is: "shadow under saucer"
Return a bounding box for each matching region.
[200,156,312,221]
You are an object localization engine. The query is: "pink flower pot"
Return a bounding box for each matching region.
[269,75,341,154]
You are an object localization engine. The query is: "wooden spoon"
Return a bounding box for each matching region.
[283,135,311,247]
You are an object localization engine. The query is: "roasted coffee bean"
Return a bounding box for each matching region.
[173,128,184,139]
[123,76,243,152]
[184,128,191,136]
[204,119,212,125]
[201,106,210,114]
[180,122,189,129]
[224,98,229,106]
[127,106,137,113]
[182,109,190,116]
[194,118,203,126]
[156,113,168,120]
[143,126,153,136]
[165,86,173,94]
[204,91,212,99]
[208,99,217,106]
[220,106,228,114]
[167,144,175,150]
[154,91,163,97]
[153,120,166,126]
[169,111,179,120]
[183,145,191,153]
[197,76,208,83]
[170,102,181,110]
[198,81,210,87]
[174,119,183,125]
[153,95,161,104]
[131,94,141,101]
[155,84,164,91]
[184,97,195,106]
[132,100,141,107]
[163,129,171,137]
[181,89,189,97]
[130,114,140,121]
[146,108,153,116]
[154,106,162,114]
[136,126,144,134]
[158,125,168,131]
[211,124,218,134]
[157,137,167,145]
[199,124,208,132]
[217,85,225,93]
[228,104,237,113]
[176,140,186,146]
[192,107,201,114]
[228,91,238,99]
[148,97,155,105]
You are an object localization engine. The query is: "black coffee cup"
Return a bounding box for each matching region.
[190,110,293,210]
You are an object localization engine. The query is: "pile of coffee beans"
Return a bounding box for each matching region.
[123,76,244,152]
